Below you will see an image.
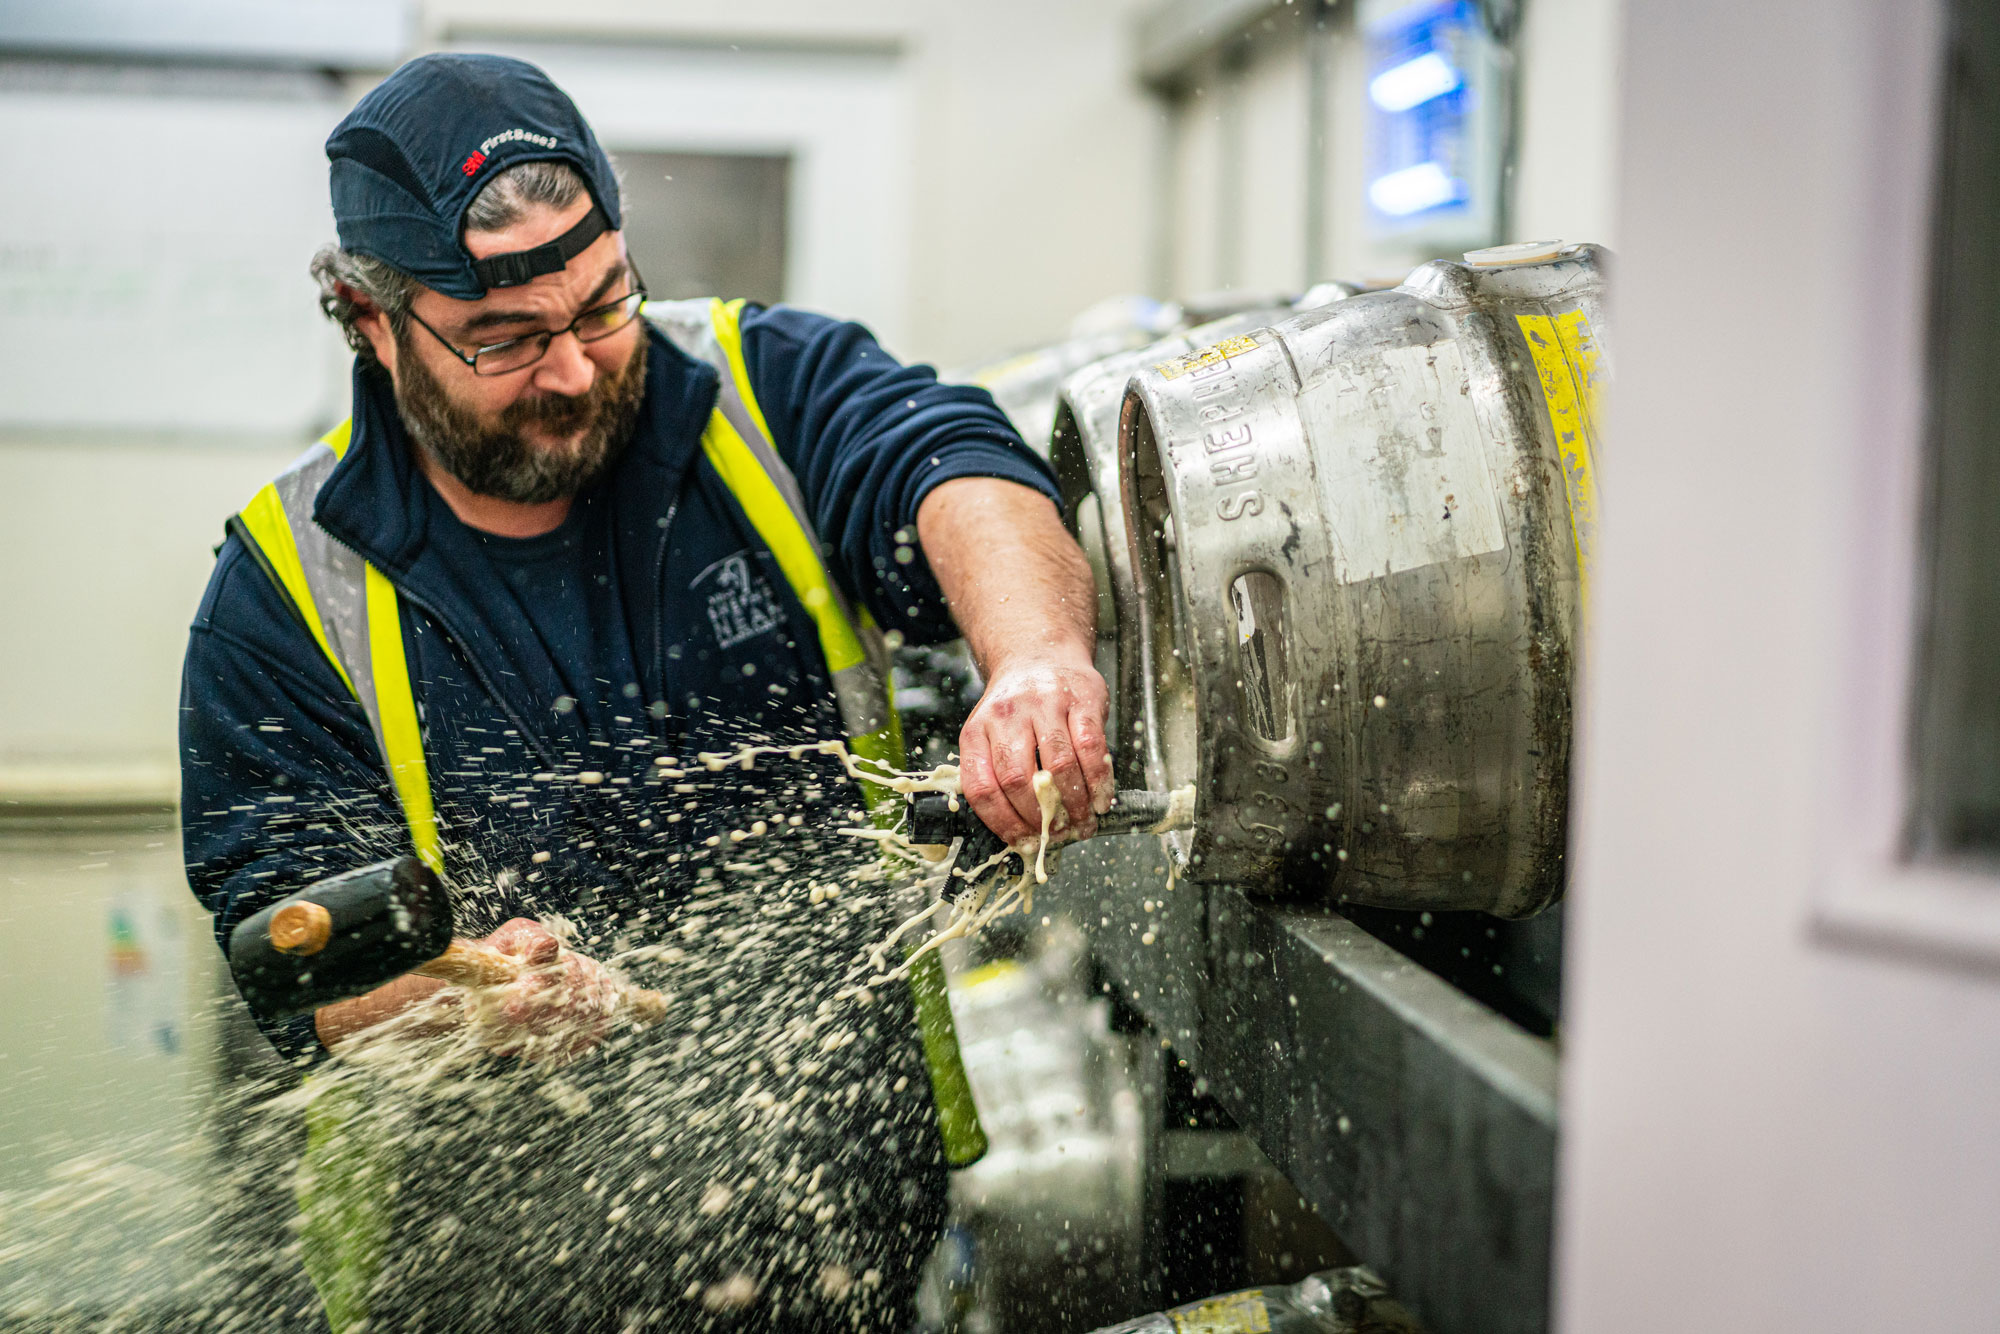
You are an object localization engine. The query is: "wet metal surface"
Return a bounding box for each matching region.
[1046,839,1557,1334]
[1116,247,1608,916]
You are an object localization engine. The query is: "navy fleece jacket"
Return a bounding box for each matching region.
[180,305,1058,1060]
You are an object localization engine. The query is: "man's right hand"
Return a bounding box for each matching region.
[470,918,620,1059]
[314,917,619,1060]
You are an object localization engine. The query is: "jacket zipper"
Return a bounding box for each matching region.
[648,494,684,748]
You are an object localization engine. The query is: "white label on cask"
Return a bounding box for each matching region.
[1300,339,1505,583]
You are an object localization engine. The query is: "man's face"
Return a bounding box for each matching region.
[367,195,648,504]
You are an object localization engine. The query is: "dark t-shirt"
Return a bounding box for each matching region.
[455,495,640,735]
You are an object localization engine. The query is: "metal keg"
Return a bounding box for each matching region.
[941,925,1145,1328]
[1051,298,1343,785]
[955,292,1321,457]
[951,329,1152,454]
[1115,244,1608,917]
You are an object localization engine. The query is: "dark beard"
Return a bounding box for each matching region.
[392,330,648,504]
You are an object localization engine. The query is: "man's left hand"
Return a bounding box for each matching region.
[956,648,1113,847]
[473,918,622,1060]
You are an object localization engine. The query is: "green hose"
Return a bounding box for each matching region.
[298,1074,395,1334]
[905,947,988,1166]
[852,715,989,1168]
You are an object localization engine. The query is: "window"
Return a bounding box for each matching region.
[1906,0,2000,864]
[1817,0,2000,970]
[0,62,351,437]
[611,149,789,306]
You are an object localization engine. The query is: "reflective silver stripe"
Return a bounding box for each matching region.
[853,618,894,715]
[266,442,393,775]
[645,304,821,564]
[642,298,712,357]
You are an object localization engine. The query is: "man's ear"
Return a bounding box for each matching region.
[341,282,399,376]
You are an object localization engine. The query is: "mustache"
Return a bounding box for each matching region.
[503,385,598,435]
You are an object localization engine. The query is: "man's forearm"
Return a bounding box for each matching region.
[915,477,1095,675]
[915,476,1113,841]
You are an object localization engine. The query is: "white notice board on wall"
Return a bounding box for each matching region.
[0,65,354,438]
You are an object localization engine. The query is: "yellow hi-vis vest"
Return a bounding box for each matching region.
[235,297,905,866]
[234,299,987,1332]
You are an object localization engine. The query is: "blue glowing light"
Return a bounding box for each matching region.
[1368,51,1463,113]
[1367,161,1461,217]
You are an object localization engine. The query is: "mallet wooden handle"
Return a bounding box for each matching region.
[413,939,670,1023]
[413,939,522,989]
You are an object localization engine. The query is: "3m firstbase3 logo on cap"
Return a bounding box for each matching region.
[460,127,560,177]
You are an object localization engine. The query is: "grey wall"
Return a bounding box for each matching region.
[1559,0,2000,1328]
[1152,0,1621,295]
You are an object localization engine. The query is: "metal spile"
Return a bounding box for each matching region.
[1116,244,1608,916]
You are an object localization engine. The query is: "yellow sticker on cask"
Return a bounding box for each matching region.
[969,348,1050,390]
[1170,1290,1273,1333]
[1155,334,1260,381]
[1551,308,1605,445]
[1516,311,1602,611]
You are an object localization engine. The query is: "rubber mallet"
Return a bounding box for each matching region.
[227,856,665,1022]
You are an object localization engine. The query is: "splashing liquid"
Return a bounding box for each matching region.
[0,737,1162,1333]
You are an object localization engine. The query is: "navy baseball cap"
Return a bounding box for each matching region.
[326,53,623,300]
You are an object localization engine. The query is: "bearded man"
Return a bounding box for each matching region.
[180,53,1111,1333]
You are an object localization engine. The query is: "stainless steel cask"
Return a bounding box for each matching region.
[1114,244,1608,916]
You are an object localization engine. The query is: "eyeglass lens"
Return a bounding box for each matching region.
[472,290,646,376]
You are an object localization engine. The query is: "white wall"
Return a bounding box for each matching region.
[1511,0,1621,253]
[0,440,298,787]
[1235,29,1312,293]
[1169,78,1227,297]
[895,0,1157,368]
[0,1,1158,790]
[1558,0,2000,1329]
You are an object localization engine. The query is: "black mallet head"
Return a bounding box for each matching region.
[227,856,454,1020]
